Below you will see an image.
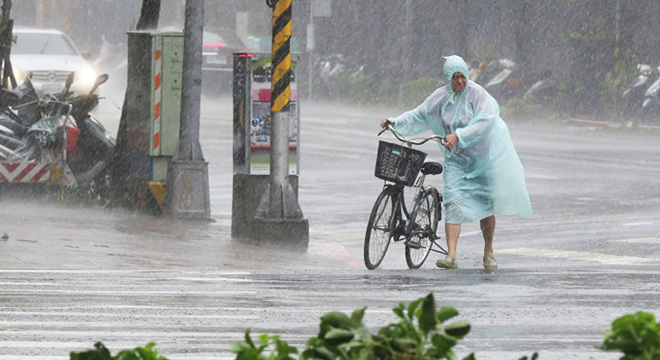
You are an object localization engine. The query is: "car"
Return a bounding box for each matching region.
[202,30,237,73]
[201,29,247,93]
[10,27,98,95]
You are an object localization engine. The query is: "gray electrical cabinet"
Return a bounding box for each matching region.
[114,31,184,183]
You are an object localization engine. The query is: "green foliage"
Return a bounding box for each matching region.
[501,96,549,122]
[232,293,475,360]
[70,342,169,360]
[400,78,444,108]
[517,354,539,360]
[231,330,298,360]
[66,308,660,360]
[334,73,374,104]
[600,312,660,360]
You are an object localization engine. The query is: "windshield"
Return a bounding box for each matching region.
[12,33,79,56]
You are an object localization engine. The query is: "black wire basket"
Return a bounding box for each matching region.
[374,141,427,186]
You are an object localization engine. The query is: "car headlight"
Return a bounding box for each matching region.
[77,64,97,88]
[11,66,26,87]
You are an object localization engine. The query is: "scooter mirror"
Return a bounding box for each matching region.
[64,72,75,90]
[62,72,75,97]
[88,74,109,95]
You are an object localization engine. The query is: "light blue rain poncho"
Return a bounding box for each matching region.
[389,55,532,224]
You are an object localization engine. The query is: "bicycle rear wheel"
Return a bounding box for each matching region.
[364,189,396,270]
[405,188,440,269]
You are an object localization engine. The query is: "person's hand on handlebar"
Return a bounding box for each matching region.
[380,119,393,128]
[444,133,458,150]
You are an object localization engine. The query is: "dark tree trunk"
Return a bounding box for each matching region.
[136,0,161,30]
[0,0,16,89]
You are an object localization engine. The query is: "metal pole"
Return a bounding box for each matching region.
[262,0,303,219]
[176,0,203,161]
[307,0,314,101]
[397,0,412,106]
[248,0,308,248]
[164,0,210,219]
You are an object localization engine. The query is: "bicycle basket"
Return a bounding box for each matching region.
[375,141,427,186]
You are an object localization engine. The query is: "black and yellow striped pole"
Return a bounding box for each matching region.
[271,0,292,115]
[257,0,305,225]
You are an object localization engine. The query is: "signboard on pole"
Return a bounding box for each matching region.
[249,56,299,175]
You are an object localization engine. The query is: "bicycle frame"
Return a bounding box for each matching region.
[363,124,448,269]
[382,177,445,255]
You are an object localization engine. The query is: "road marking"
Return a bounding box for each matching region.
[611,237,660,245]
[500,212,660,229]
[498,247,650,265]
[622,221,655,226]
[0,356,234,360]
[526,173,559,180]
[328,241,364,269]
[0,270,251,275]
[304,149,363,159]
[0,321,261,329]
[0,341,232,350]
[0,289,256,296]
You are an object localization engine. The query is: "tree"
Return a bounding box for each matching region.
[0,0,16,89]
[136,0,161,30]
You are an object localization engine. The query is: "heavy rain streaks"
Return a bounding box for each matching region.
[1,1,660,360]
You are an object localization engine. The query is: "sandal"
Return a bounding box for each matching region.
[483,253,498,270]
[436,255,458,269]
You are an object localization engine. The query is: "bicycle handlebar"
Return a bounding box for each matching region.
[378,124,447,146]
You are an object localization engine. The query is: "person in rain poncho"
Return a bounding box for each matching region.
[380,55,532,270]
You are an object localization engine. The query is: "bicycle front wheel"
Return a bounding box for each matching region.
[405,187,440,269]
[364,189,396,270]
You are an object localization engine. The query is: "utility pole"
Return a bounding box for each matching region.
[307,0,314,101]
[164,0,210,219]
[397,0,412,106]
[253,0,308,248]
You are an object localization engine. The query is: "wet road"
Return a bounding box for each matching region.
[1,91,660,359]
[1,268,658,359]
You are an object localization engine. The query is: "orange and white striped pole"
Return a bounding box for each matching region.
[153,49,162,154]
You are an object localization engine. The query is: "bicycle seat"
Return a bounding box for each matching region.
[421,161,443,175]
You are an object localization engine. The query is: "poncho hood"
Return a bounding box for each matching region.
[443,55,469,92]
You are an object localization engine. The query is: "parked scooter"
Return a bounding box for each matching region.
[621,64,660,122]
[641,65,660,110]
[55,73,115,188]
[0,72,115,190]
[471,59,524,101]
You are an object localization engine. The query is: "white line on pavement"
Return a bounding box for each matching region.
[0,289,256,296]
[611,237,660,245]
[498,247,650,265]
[622,221,655,226]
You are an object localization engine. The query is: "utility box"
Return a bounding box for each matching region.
[113,31,184,184]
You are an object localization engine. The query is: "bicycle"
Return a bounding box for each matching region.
[364,124,448,270]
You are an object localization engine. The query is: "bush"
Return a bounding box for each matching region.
[400,78,444,108]
[70,342,169,360]
[231,293,538,360]
[71,299,660,360]
[600,311,660,360]
[333,73,374,104]
[501,95,558,122]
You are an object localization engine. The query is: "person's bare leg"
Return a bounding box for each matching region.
[445,223,461,259]
[480,215,496,265]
